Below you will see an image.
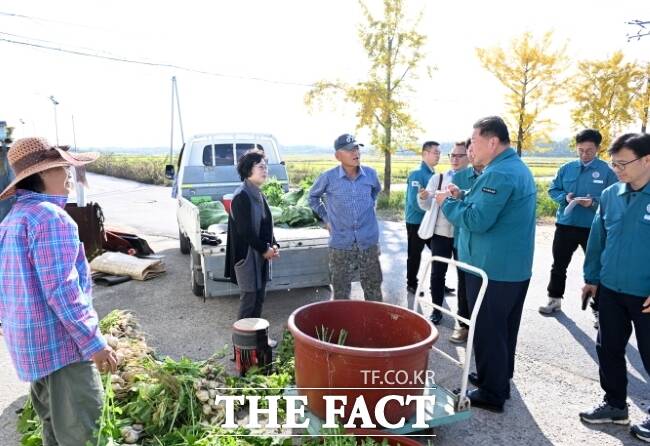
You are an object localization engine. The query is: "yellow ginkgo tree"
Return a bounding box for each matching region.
[570,51,644,154]
[305,0,429,195]
[476,31,569,156]
[633,62,650,133]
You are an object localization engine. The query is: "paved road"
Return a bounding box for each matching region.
[1,173,647,445]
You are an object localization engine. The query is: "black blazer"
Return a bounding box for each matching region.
[224,190,276,285]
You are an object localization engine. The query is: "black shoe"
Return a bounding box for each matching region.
[429,310,443,325]
[467,389,504,413]
[468,372,510,399]
[406,286,417,294]
[444,286,455,295]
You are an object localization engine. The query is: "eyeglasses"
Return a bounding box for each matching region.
[254,164,269,171]
[610,157,642,171]
[449,154,467,159]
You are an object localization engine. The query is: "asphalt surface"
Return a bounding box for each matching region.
[0,173,647,445]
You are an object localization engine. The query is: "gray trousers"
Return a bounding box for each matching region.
[329,244,383,301]
[238,283,267,319]
[30,361,104,446]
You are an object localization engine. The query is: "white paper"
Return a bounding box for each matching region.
[563,197,591,216]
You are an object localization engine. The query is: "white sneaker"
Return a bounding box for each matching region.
[539,297,562,314]
[450,327,469,344]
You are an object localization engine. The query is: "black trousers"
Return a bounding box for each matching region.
[466,273,530,404]
[430,234,454,307]
[597,286,650,409]
[406,223,430,289]
[453,248,470,329]
[547,224,590,299]
[238,283,267,319]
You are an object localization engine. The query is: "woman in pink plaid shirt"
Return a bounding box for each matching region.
[0,137,117,446]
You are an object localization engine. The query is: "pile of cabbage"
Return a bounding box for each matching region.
[193,179,319,229]
[262,179,319,227]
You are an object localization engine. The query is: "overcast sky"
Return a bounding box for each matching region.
[0,0,647,150]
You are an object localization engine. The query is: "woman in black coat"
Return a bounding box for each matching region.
[224,150,279,322]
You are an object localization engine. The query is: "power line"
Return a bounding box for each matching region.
[0,31,123,58]
[0,34,315,88]
[0,10,112,31]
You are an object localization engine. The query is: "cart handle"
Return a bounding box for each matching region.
[415,255,488,412]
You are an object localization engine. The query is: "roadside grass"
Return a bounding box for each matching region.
[88,153,563,220]
[86,154,174,185]
[536,180,559,219]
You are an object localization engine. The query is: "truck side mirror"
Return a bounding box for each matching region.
[280,160,286,165]
[165,164,175,179]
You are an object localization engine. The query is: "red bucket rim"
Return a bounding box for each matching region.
[287,300,438,357]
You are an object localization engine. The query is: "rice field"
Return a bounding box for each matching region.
[283,154,567,185]
[86,152,564,219]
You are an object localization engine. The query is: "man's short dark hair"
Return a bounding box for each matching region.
[608,133,650,158]
[15,173,45,193]
[473,116,510,144]
[465,137,472,148]
[422,141,440,151]
[576,129,602,147]
[237,149,266,181]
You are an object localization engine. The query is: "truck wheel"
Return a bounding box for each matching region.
[179,230,190,254]
[190,249,204,297]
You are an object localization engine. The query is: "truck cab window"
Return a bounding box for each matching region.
[202,145,213,166]
[214,144,235,166]
[235,143,263,161]
[236,143,279,164]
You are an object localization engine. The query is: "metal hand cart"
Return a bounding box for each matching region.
[412,255,488,421]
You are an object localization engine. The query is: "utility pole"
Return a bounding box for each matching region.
[49,95,59,146]
[71,114,78,151]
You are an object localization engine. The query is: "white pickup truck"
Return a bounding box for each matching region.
[166,133,331,297]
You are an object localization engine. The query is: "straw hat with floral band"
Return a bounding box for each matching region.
[0,137,99,201]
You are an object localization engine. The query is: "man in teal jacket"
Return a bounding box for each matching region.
[579,133,650,442]
[435,116,536,412]
[404,141,439,293]
[447,141,484,344]
[539,129,617,321]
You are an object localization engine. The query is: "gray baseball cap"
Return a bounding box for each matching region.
[334,133,364,151]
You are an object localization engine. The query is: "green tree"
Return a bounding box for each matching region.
[305,0,428,194]
[476,31,568,156]
[570,51,642,153]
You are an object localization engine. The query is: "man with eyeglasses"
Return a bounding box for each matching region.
[417,141,470,324]
[579,133,650,442]
[448,139,485,343]
[404,141,439,294]
[539,129,617,326]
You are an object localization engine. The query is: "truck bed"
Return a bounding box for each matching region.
[199,225,331,297]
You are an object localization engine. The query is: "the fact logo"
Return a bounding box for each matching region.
[346,135,353,143]
[592,171,600,179]
[647,203,650,213]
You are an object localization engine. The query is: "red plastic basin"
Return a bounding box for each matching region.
[288,300,438,426]
[222,193,234,214]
